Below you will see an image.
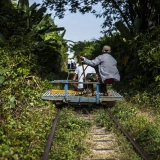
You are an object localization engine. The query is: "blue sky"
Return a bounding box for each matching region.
[29,0,104,42]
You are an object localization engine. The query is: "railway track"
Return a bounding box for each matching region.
[41,106,150,160]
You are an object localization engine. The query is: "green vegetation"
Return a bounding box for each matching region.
[49,108,92,160]
[0,100,55,159]
[0,0,68,159]
[0,0,160,159]
[43,0,160,34]
[94,100,160,160]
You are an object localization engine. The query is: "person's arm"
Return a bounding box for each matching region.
[72,74,77,81]
[80,56,101,66]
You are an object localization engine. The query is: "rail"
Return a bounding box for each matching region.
[41,106,150,160]
[105,109,150,160]
[41,108,61,160]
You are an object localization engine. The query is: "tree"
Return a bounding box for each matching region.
[42,0,160,34]
[0,0,68,83]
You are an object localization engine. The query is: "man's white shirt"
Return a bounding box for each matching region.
[75,64,96,89]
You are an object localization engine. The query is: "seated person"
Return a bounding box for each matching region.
[80,45,120,95]
[72,61,96,91]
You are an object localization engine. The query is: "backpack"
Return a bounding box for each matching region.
[86,73,98,82]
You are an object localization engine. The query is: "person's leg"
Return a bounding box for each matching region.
[72,81,78,91]
[68,63,70,69]
[100,83,107,95]
[102,79,114,95]
[97,75,106,94]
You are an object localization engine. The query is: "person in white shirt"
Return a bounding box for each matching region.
[72,62,96,91]
[68,59,71,69]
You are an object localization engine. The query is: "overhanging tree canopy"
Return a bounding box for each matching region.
[42,0,160,34]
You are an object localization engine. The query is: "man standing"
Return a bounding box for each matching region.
[68,59,71,69]
[80,45,120,95]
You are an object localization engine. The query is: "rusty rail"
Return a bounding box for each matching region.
[105,109,150,160]
[40,106,150,160]
[41,108,61,160]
